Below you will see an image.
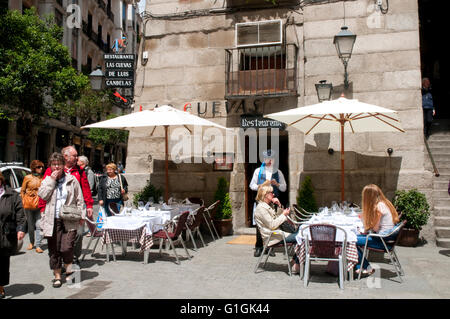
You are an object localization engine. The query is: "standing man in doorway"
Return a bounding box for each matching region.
[249,149,287,257]
[422,77,436,139]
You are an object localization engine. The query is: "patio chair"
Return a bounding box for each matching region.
[301,224,347,289]
[151,211,192,265]
[254,228,295,276]
[108,202,121,215]
[81,217,117,262]
[203,200,221,240]
[185,206,207,251]
[185,197,204,206]
[357,220,407,282]
[292,204,314,222]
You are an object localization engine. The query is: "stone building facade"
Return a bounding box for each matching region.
[128,0,439,238]
[1,0,142,170]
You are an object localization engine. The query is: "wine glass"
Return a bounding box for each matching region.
[148,197,154,206]
[138,201,145,211]
[159,196,164,205]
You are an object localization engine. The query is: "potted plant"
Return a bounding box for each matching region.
[393,189,430,247]
[133,180,164,208]
[296,176,318,213]
[213,177,233,236]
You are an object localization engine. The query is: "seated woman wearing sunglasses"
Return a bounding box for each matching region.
[254,181,301,274]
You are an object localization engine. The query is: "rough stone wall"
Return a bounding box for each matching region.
[128,0,432,237]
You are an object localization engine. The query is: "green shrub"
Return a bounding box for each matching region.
[214,177,232,220]
[393,189,430,230]
[296,176,318,213]
[133,180,163,207]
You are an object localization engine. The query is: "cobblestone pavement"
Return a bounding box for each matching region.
[4,223,450,300]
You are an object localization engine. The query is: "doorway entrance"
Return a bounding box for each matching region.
[419,0,450,119]
[244,132,289,227]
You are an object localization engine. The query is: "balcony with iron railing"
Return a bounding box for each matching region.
[225,43,298,98]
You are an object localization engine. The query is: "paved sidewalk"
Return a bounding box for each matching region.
[3,229,450,299]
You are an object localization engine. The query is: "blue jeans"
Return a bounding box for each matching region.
[285,230,300,263]
[355,233,395,270]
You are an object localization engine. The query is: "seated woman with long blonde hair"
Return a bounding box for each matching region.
[356,184,400,275]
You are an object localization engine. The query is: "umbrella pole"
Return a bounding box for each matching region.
[340,122,345,203]
[165,125,169,203]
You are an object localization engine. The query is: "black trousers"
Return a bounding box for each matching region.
[0,253,10,286]
[423,108,433,137]
[255,227,263,248]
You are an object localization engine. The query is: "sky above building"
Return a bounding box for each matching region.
[138,0,146,13]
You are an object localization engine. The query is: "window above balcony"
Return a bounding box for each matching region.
[236,20,282,47]
[225,43,298,99]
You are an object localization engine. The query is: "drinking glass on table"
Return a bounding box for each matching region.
[159,196,164,205]
[148,197,154,206]
[138,201,145,211]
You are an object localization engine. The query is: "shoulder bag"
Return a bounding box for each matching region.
[60,204,83,222]
[119,174,129,202]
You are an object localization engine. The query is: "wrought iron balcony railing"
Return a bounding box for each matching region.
[225,43,298,98]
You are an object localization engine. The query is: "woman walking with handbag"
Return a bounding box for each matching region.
[0,171,26,298]
[38,153,86,288]
[20,160,45,253]
[98,163,128,216]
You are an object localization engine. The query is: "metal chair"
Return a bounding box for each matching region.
[357,220,407,282]
[301,224,347,289]
[186,206,207,251]
[82,217,117,262]
[108,202,121,215]
[203,200,221,240]
[151,211,192,265]
[185,197,204,206]
[254,229,295,276]
[292,204,314,222]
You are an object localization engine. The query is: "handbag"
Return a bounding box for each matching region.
[119,174,129,202]
[60,204,83,222]
[22,193,39,210]
[280,220,297,233]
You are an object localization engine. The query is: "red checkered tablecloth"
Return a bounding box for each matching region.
[294,241,359,271]
[102,226,154,252]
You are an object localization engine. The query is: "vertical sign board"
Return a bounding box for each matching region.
[104,54,135,88]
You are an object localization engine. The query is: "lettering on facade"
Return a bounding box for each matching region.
[240,115,286,130]
[187,99,263,118]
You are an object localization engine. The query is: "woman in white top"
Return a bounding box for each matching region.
[356,184,400,275]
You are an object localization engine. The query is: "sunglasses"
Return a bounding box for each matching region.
[36,166,44,169]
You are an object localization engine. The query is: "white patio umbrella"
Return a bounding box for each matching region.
[82,105,229,202]
[266,96,405,202]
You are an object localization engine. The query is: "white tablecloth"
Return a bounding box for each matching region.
[103,214,165,235]
[295,212,364,244]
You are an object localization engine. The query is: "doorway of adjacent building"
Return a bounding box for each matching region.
[419,0,450,119]
[244,132,289,227]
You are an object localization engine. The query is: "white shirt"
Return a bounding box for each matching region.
[377,201,395,234]
[55,177,68,219]
[249,165,287,192]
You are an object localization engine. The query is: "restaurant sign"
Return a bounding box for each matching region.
[104,54,135,88]
[240,114,286,130]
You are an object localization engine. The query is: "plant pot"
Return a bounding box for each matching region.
[397,227,420,247]
[213,218,233,237]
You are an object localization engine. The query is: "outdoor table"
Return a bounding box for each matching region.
[294,211,364,277]
[101,205,200,263]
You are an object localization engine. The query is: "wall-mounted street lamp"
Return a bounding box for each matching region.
[89,65,105,91]
[315,80,333,102]
[333,26,357,89]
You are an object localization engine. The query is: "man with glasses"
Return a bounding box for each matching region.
[249,149,287,257]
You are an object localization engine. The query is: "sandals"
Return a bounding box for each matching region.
[52,279,62,288]
[355,268,375,276]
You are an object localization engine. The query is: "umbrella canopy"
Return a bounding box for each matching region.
[266,97,405,202]
[82,105,229,202]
